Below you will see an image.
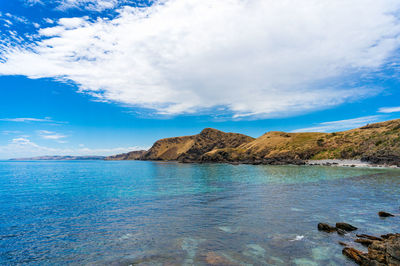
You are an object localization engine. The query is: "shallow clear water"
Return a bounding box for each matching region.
[0,161,399,265]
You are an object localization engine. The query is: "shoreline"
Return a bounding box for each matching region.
[305,159,400,169]
[4,158,400,169]
[135,159,400,169]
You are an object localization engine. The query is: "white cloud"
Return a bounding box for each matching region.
[57,0,119,11]
[291,115,382,133]
[25,0,120,11]
[44,18,54,24]
[24,0,44,5]
[37,130,67,141]
[1,0,400,118]
[378,106,400,113]
[0,137,145,159]
[0,117,61,123]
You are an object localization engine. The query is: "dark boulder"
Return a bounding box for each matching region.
[336,222,358,231]
[378,211,394,217]
[318,223,336,233]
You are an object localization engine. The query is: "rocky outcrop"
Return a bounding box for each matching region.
[105,150,147,160]
[343,234,400,265]
[317,222,358,234]
[318,219,400,265]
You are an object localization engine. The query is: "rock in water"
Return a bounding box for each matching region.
[343,234,400,265]
[356,234,383,241]
[378,211,395,217]
[342,248,368,264]
[336,228,347,235]
[355,238,374,247]
[336,222,358,231]
[204,252,238,265]
[318,223,336,232]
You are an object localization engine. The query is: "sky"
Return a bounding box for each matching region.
[0,0,400,159]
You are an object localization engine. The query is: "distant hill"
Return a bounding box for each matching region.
[105,150,147,160]
[9,155,105,161]
[107,119,400,166]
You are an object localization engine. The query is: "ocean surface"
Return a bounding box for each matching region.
[0,161,399,265]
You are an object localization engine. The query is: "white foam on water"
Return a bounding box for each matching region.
[290,235,304,241]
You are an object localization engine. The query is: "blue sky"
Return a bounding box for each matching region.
[0,0,400,159]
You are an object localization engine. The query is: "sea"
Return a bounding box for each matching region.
[0,160,399,265]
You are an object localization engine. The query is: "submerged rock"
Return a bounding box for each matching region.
[378,211,395,217]
[204,252,239,265]
[317,223,336,233]
[336,222,358,232]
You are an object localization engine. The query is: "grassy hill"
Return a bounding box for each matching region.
[105,150,147,160]
[202,119,400,165]
[141,128,255,162]
[108,119,400,166]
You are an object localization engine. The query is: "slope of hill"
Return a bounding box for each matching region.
[107,119,400,166]
[105,150,147,160]
[141,128,255,162]
[202,119,400,166]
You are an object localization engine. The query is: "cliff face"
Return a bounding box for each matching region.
[202,119,400,166]
[105,150,147,160]
[141,128,255,161]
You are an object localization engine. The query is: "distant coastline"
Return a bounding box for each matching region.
[9,155,105,161]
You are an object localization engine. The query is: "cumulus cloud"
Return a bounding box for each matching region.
[2,0,400,118]
[378,106,400,113]
[291,115,382,133]
[0,136,145,159]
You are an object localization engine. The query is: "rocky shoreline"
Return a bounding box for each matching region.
[318,211,399,265]
[306,159,399,169]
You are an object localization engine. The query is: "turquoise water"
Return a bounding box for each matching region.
[0,161,399,265]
